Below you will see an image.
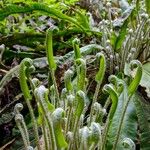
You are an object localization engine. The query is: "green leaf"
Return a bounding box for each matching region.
[106,87,137,149]
[75,10,90,30]
[140,62,150,97]
[111,6,134,52]
[0,3,85,31]
[111,19,128,52]
[133,93,150,150]
[145,0,150,15]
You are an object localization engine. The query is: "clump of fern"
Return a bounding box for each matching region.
[14,24,144,150]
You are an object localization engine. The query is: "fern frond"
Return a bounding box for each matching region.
[0,3,85,31]
[133,93,150,150]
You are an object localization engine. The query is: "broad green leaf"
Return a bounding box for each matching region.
[111,6,134,52]
[145,0,150,15]
[112,19,128,52]
[106,87,137,149]
[140,62,150,97]
[133,93,150,150]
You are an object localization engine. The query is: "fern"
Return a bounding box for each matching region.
[145,0,150,14]
[133,93,150,150]
[0,3,85,31]
[106,87,138,149]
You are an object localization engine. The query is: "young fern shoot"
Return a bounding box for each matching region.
[19,58,41,150]
[89,53,106,123]
[46,27,60,107]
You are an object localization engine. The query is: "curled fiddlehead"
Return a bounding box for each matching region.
[52,108,68,149]
[73,90,86,143]
[46,27,60,107]
[79,127,90,150]
[14,103,30,148]
[93,102,106,123]
[75,90,86,118]
[15,114,30,149]
[76,58,87,91]
[102,84,118,150]
[19,58,41,150]
[65,94,75,133]
[89,122,102,150]
[31,78,41,90]
[109,75,124,94]
[14,103,23,114]
[95,53,106,84]
[112,60,143,150]
[34,85,56,150]
[46,27,58,71]
[60,88,68,110]
[128,60,143,96]
[90,53,106,123]
[108,75,118,87]
[64,69,73,94]
[19,58,33,101]
[122,138,135,150]
[72,38,81,59]
[34,85,55,150]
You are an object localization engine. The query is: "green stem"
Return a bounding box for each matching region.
[16,121,29,149]
[113,60,143,150]
[52,108,68,149]
[34,86,56,150]
[50,69,60,107]
[89,82,101,123]
[19,58,41,150]
[41,119,49,150]
[102,85,118,150]
[46,28,60,107]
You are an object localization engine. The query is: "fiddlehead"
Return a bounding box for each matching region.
[75,90,86,118]
[19,58,33,101]
[93,102,106,123]
[19,58,41,150]
[64,69,73,94]
[89,122,102,150]
[79,127,90,150]
[102,84,118,150]
[34,85,56,150]
[90,53,106,123]
[76,58,87,91]
[46,27,60,107]
[73,90,86,145]
[46,27,58,71]
[95,53,106,84]
[72,38,81,59]
[14,104,30,148]
[128,60,143,96]
[112,60,142,150]
[122,138,135,150]
[52,108,68,149]
[15,114,30,149]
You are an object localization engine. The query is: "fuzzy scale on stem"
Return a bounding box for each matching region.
[19,58,41,150]
[52,108,68,149]
[102,84,118,150]
[46,27,60,107]
[90,53,106,123]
